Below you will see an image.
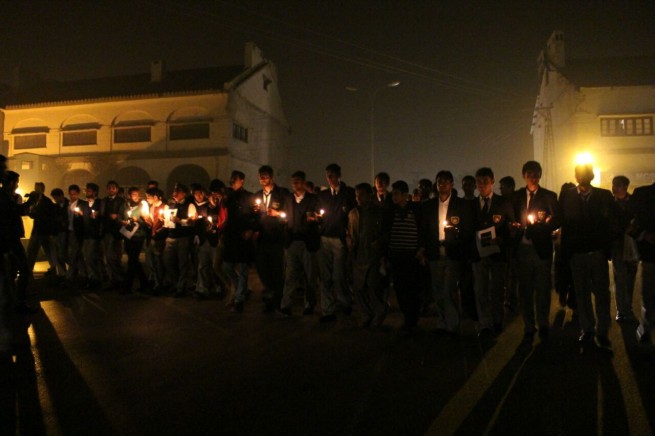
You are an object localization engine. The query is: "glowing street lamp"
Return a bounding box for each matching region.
[346,81,400,182]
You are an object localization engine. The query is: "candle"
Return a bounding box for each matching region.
[319,209,325,216]
[442,220,448,226]
[280,212,287,219]
[141,203,149,216]
[255,198,262,206]
[208,216,213,223]
[74,206,80,213]
[528,214,535,225]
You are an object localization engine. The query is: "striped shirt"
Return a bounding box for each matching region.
[389,207,419,253]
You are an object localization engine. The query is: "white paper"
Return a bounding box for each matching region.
[120,222,139,239]
[476,226,500,257]
[164,208,177,229]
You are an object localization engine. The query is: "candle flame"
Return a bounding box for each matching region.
[528,214,535,224]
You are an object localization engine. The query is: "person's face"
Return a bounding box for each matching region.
[375,178,388,194]
[575,167,594,187]
[391,189,406,205]
[500,183,514,198]
[107,184,118,197]
[462,179,476,196]
[476,176,494,198]
[173,190,186,202]
[326,171,340,189]
[146,194,154,205]
[436,177,453,197]
[130,191,140,203]
[355,189,370,206]
[259,173,273,189]
[34,183,44,194]
[210,191,223,202]
[85,188,96,199]
[612,182,628,200]
[69,190,79,202]
[291,177,305,194]
[193,190,206,203]
[230,177,244,191]
[523,171,541,191]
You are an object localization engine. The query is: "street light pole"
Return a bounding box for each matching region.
[346,81,400,182]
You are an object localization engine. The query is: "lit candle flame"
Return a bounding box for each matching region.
[528,214,535,224]
[208,216,213,223]
[442,220,448,226]
[280,212,287,219]
[159,209,164,216]
[74,206,80,213]
[141,203,149,216]
[319,209,325,216]
[255,198,262,206]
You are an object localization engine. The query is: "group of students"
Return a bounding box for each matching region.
[1,154,654,349]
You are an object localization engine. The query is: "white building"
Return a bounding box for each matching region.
[532,31,655,191]
[0,43,289,195]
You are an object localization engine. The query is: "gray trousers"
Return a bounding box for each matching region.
[570,250,611,336]
[52,231,68,277]
[67,231,86,280]
[611,241,638,317]
[430,258,462,332]
[164,237,191,293]
[517,244,552,333]
[146,239,165,289]
[82,239,103,282]
[281,241,316,310]
[473,257,506,330]
[638,261,655,339]
[319,236,351,316]
[196,240,220,294]
[102,233,124,283]
[223,262,249,304]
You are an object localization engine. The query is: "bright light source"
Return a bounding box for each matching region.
[574,152,594,165]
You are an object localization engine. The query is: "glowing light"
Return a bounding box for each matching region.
[208,216,213,223]
[74,207,80,213]
[280,212,287,219]
[255,198,262,206]
[528,214,535,224]
[574,152,594,165]
[319,209,325,216]
[141,203,149,216]
[442,220,448,226]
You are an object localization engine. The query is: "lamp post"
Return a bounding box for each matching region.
[346,81,400,182]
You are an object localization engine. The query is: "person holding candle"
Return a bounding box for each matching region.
[143,188,167,294]
[253,165,290,312]
[512,161,559,343]
[419,170,474,335]
[79,183,103,290]
[316,163,356,322]
[223,170,256,313]
[101,181,126,289]
[163,183,197,298]
[120,187,149,294]
[66,185,86,286]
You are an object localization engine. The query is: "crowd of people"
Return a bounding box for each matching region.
[1,154,654,353]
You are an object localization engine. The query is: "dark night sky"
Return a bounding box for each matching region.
[1,0,653,187]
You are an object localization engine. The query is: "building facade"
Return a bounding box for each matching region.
[1,43,289,196]
[532,31,655,191]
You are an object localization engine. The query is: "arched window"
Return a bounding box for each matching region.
[112,111,155,143]
[167,107,212,141]
[12,118,49,150]
[61,115,101,147]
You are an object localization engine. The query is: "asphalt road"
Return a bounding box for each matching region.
[2,265,654,435]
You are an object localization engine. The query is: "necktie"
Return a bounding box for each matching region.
[528,191,535,210]
[483,197,489,214]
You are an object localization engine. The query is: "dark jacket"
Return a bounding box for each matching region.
[317,182,356,242]
[254,185,290,244]
[421,195,474,261]
[223,188,257,263]
[53,199,70,234]
[512,186,560,260]
[472,193,515,261]
[559,186,617,260]
[102,195,126,239]
[80,198,103,240]
[28,194,56,236]
[629,183,655,262]
[284,191,320,252]
[348,203,385,264]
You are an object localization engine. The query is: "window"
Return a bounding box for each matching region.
[600,116,653,137]
[114,126,151,143]
[14,134,46,149]
[232,123,248,143]
[169,123,210,140]
[63,130,97,146]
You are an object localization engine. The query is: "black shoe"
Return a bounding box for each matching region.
[263,302,276,313]
[230,302,244,313]
[319,314,336,323]
[578,332,594,343]
[276,308,292,318]
[173,290,186,298]
[302,306,314,316]
[615,313,636,322]
[596,335,611,349]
